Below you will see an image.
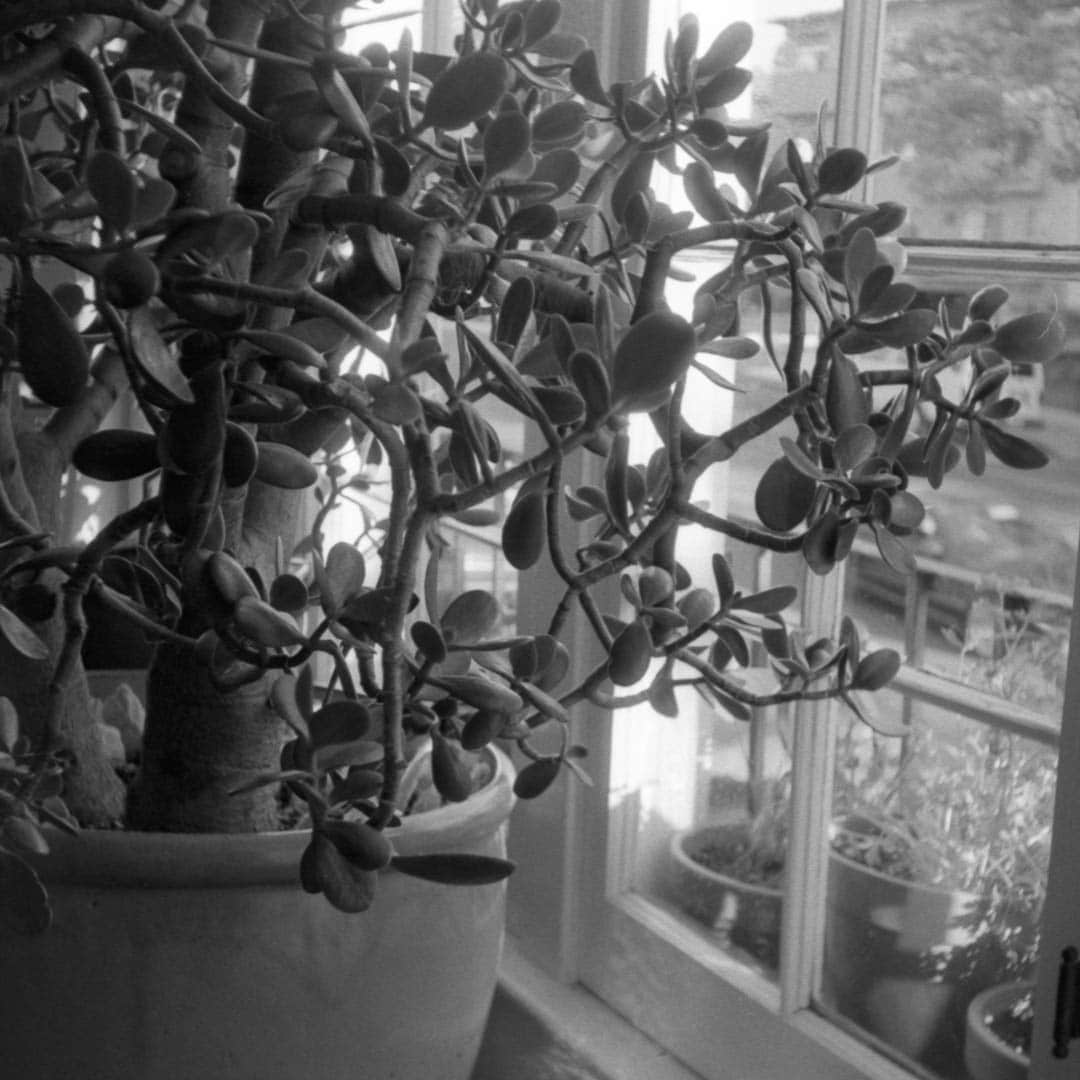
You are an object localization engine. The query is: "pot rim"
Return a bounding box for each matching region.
[34,745,515,889]
[827,846,983,903]
[670,823,783,899]
[965,980,1034,1067]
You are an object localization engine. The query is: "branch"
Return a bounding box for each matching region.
[62,43,123,154]
[686,384,816,473]
[675,501,805,553]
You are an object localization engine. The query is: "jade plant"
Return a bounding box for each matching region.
[0,0,1064,925]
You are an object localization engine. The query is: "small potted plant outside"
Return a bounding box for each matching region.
[668,775,788,970]
[0,3,1065,1079]
[964,981,1034,1080]
[823,707,1053,1077]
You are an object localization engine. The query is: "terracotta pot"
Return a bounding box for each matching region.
[822,848,985,1076]
[0,747,515,1080]
[667,823,783,969]
[964,982,1033,1080]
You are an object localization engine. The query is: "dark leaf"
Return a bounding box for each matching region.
[439,675,523,715]
[323,542,366,614]
[268,573,308,615]
[130,308,195,405]
[320,819,393,871]
[309,700,372,750]
[610,150,654,226]
[698,21,753,78]
[816,148,867,195]
[431,732,474,803]
[755,456,817,532]
[683,160,731,224]
[513,757,561,799]
[967,284,1010,323]
[826,354,870,433]
[422,52,509,131]
[802,509,842,576]
[532,100,587,145]
[850,648,901,691]
[16,266,90,407]
[865,309,937,349]
[648,668,679,718]
[392,852,516,884]
[870,519,916,574]
[608,619,653,686]
[461,709,506,750]
[991,312,1066,365]
[0,605,48,660]
[980,422,1049,470]
[730,585,797,615]
[311,833,378,912]
[254,442,319,489]
[733,128,769,197]
[698,66,753,109]
[712,552,736,608]
[411,620,448,663]
[842,227,877,304]
[72,429,160,481]
[611,311,696,412]
[440,589,499,644]
[502,492,546,570]
[483,110,531,178]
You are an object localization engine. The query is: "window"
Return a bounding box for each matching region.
[506,3,1080,1079]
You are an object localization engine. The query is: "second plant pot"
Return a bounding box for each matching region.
[822,848,985,1076]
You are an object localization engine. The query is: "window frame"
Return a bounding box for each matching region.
[505,2,1080,1078]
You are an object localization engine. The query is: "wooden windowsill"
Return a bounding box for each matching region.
[472,938,704,1080]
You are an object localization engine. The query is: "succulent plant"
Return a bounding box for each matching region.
[0,1,1062,922]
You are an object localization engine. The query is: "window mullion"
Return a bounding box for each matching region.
[833,0,886,156]
[778,568,842,1014]
[776,0,884,1019]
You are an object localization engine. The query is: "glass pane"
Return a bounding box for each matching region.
[344,1,423,51]
[624,0,843,985]
[826,285,1078,1074]
[822,696,1057,1078]
[876,0,1080,246]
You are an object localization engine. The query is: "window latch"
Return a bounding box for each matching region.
[1054,946,1080,1058]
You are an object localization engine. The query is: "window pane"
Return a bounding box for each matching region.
[821,695,1057,1079]
[617,0,846,987]
[875,0,1080,246]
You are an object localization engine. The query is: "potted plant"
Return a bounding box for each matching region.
[824,710,1053,1076]
[965,981,1034,1080]
[668,775,788,970]
[0,3,1063,1079]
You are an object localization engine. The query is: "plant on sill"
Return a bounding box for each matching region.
[833,714,1052,991]
[0,1,1064,930]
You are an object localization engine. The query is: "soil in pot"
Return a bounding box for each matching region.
[668,822,784,970]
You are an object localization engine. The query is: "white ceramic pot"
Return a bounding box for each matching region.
[0,747,515,1080]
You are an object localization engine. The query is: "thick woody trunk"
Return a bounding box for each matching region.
[127,0,282,833]
[126,642,285,832]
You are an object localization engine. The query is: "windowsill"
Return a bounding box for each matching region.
[471,938,704,1080]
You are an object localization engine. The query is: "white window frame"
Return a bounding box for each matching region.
[506,2,1080,1078]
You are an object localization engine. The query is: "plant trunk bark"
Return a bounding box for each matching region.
[126,642,286,832]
